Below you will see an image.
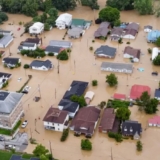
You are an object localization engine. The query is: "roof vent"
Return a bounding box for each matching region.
[124,127,127,131]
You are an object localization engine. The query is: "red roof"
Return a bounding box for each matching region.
[113,93,126,100]
[130,85,151,100]
[148,116,160,125]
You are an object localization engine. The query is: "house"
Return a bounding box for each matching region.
[43,107,69,132]
[70,106,101,137]
[2,57,21,68]
[30,60,53,71]
[152,47,159,60]
[94,22,110,38]
[125,22,139,33]
[122,120,142,139]
[29,22,44,35]
[0,29,13,35]
[68,27,84,39]
[0,35,13,48]
[18,42,37,52]
[148,116,160,127]
[95,45,116,58]
[147,30,160,42]
[101,62,133,74]
[49,40,72,48]
[71,19,91,29]
[99,108,120,133]
[144,25,152,33]
[154,89,160,100]
[0,51,5,57]
[84,91,95,105]
[113,93,126,100]
[45,46,65,56]
[110,27,124,41]
[123,29,137,39]
[63,80,88,100]
[130,84,151,100]
[55,13,72,30]
[0,72,12,89]
[0,91,24,130]
[123,46,141,62]
[58,99,79,118]
[23,38,42,46]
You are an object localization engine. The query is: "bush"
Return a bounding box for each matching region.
[70,95,86,107]
[92,40,95,43]
[67,48,71,53]
[44,23,50,31]
[108,132,123,142]
[23,64,30,69]
[2,81,8,88]
[148,48,152,54]
[57,50,68,60]
[48,52,54,56]
[126,42,130,44]
[118,38,122,44]
[81,139,92,151]
[19,21,22,25]
[89,46,93,51]
[136,140,143,151]
[92,80,98,86]
[107,99,129,108]
[98,101,106,109]
[60,129,69,142]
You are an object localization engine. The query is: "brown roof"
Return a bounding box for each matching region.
[99,108,115,130]
[124,29,137,36]
[70,106,100,134]
[99,22,110,28]
[126,22,139,32]
[43,107,68,124]
[124,46,140,59]
[111,27,124,36]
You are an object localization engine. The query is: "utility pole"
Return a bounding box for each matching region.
[93,9,95,24]
[49,141,53,159]
[9,47,11,56]
[38,84,41,98]
[57,60,59,74]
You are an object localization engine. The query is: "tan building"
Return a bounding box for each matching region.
[0,91,23,129]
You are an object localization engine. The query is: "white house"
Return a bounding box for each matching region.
[18,42,37,52]
[0,72,12,89]
[30,60,53,71]
[29,22,44,35]
[144,25,152,33]
[148,116,160,127]
[43,108,69,132]
[55,13,72,30]
[123,46,141,62]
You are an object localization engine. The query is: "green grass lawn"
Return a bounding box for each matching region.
[0,150,13,160]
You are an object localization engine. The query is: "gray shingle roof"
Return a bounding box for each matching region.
[49,40,72,48]
[95,45,116,57]
[30,60,52,68]
[3,57,19,65]
[68,27,83,37]
[0,35,13,46]
[45,45,62,53]
[0,91,23,114]
[154,89,160,98]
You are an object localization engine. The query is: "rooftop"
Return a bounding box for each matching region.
[0,72,12,78]
[0,91,23,114]
[124,46,141,59]
[30,60,52,68]
[113,93,126,100]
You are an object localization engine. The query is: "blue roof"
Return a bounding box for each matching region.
[147,30,160,42]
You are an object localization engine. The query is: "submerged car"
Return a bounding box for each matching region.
[21,120,28,128]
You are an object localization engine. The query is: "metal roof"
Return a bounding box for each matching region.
[0,35,13,45]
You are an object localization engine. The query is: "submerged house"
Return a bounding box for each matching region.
[29,22,44,35]
[2,57,21,68]
[147,30,160,43]
[0,35,13,48]
[68,27,84,39]
[71,19,91,29]
[0,72,12,89]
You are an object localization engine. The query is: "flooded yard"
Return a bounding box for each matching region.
[1,1,160,159]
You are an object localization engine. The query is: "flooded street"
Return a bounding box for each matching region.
[1,1,160,159]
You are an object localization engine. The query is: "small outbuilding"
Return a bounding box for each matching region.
[84,91,95,105]
[113,93,126,100]
[152,47,159,60]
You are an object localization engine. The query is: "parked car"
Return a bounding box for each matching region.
[152,72,158,76]
[21,120,28,128]
[22,86,30,94]
[5,145,16,150]
[0,136,5,141]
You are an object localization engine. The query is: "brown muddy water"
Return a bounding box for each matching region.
[1,1,160,159]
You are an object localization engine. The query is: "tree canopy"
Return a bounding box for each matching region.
[153,55,160,66]
[106,73,118,87]
[136,140,143,151]
[99,6,120,24]
[52,0,76,11]
[81,0,99,10]
[81,139,92,151]
[106,0,134,11]
[33,144,49,157]
[116,107,131,121]
[134,0,153,15]
[70,95,86,107]
[155,37,160,47]
[0,12,8,24]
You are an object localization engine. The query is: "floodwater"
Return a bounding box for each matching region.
[1,1,160,159]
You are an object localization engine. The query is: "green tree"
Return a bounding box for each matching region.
[48,7,58,17]
[155,37,160,47]
[81,139,92,151]
[114,19,121,26]
[40,154,49,160]
[33,144,49,157]
[57,50,69,60]
[44,23,50,31]
[153,55,160,66]
[0,12,8,21]
[145,98,159,114]
[136,140,143,151]
[116,107,131,121]
[106,73,118,87]
[70,95,86,107]
[140,91,150,106]
[92,80,98,86]
[106,0,134,11]
[134,0,153,15]
[43,0,53,12]
[52,0,77,11]
[22,0,39,17]
[99,6,120,23]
